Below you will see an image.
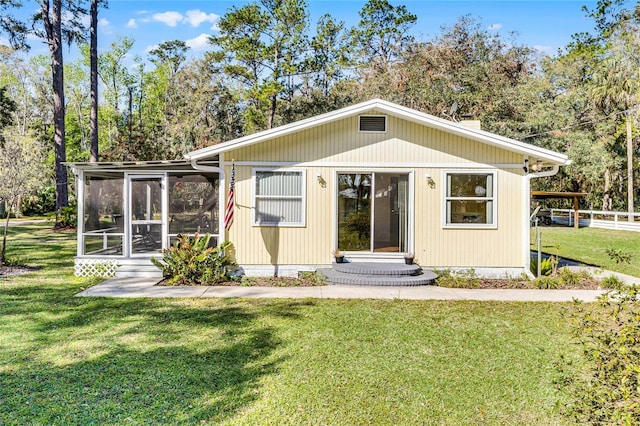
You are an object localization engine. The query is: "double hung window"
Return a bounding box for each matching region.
[444,171,496,228]
[253,170,305,226]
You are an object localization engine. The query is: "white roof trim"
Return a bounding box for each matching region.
[185,98,570,165]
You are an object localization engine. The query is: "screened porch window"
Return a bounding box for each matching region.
[253,170,305,226]
[82,173,125,255]
[444,171,496,228]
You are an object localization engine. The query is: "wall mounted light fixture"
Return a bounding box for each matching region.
[425,174,435,189]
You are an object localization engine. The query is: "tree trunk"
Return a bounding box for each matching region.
[89,0,99,162]
[1,200,12,267]
[43,0,68,212]
[602,168,612,211]
[626,112,634,222]
[268,94,276,129]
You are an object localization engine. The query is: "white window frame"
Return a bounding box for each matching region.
[442,170,497,229]
[358,115,387,133]
[252,168,306,227]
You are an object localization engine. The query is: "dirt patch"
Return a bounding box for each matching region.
[0,265,39,278]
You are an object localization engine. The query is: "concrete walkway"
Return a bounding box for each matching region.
[76,277,612,302]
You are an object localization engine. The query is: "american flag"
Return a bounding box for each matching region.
[224,163,235,230]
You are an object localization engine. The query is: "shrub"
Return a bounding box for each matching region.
[435,268,480,288]
[563,286,640,424]
[600,275,626,290]
[51,205,77,228]
[532,276,560,289]
[558,268,593,288]
[151,234,237,286]
[21,184,56,216]
[299,271,326,285]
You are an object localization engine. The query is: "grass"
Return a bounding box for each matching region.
[532,225,640,277]
[0,224,581,425]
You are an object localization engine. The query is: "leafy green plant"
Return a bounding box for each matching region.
[530,255,558,276]
[435,268,480,288]
[51,205,77,228]
[557,268,593,287]
[605,248,632,264]
[151,234,236,285]
[532,276,560,289]
[600,275,626,290]
[563,286,640,424]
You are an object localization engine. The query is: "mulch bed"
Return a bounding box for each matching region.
[158,276,326,287]
[158,276,602,289]
[474,278,601,290]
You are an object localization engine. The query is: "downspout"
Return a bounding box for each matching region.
[189,158,226,245]
[523,163,560,279]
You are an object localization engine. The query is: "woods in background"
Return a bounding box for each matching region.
[0,0,639,214]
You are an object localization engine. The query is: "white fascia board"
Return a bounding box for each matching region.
[185,100,385,161]
[373,101,570,165]
[185,98,570,166]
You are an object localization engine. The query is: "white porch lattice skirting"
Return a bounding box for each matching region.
[74,258,120,277]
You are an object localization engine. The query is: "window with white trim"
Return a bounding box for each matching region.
[444,171,496,228]
[253,170,305,226]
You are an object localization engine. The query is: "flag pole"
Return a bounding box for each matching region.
[223,160,235,232]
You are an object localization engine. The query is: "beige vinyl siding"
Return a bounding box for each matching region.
[231,113,521,165]
[223,109,525,268]
[225,165,334,265]
[413,167,523,268]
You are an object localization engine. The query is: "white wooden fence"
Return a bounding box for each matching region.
[549,209,640,232]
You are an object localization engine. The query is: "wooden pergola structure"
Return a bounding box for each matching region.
[531,191,588,229]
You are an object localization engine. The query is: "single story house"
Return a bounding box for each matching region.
[70,99,570,279]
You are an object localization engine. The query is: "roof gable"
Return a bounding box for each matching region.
[185,99,569,166]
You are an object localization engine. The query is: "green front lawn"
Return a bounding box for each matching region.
[1,224,578,424]
[532,225,640,277]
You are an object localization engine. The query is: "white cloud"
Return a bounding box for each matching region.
[488,23,503,31]
[26,33,41,42]
[153,11,184,27]
[186,33,212,51]
[127,18,138,29]
[185,9,219,29]
[79,13,91,28]
[0,37,9,47]
[533,45,552,53]
[97,18,113,35]
[145,44,159,54]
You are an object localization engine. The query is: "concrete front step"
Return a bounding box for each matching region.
[333,262,421,276]
[115,264,163,279]
[318,268,437,286]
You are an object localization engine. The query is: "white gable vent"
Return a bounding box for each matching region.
[359,115,386,132]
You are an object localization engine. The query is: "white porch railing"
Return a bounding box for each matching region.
[549,209,640,232]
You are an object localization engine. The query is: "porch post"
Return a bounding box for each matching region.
[573,196,579,229]
[76,169,84,257]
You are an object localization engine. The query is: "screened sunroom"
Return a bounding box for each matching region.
[69,160,223,276]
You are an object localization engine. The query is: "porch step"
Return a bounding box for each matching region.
[318,262,437,286]
[332,262,421,276]
[115,264,163,279]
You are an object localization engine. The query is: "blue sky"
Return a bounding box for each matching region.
[8,0,609,62]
